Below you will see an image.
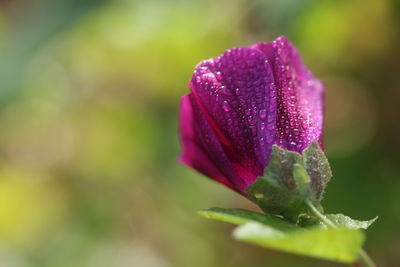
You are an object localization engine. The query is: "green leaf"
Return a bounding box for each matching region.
[198,207,366,263]
[198,207,297,231]
[233,222,365,263]
[326,214,378,229]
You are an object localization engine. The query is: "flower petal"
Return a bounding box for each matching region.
[252,36,324,152]
[178,94,246,192]
[189,47,278,187]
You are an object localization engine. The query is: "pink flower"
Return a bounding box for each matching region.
[179,36,324,194]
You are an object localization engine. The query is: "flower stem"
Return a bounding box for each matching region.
[357,249,376,267]
[305,200,376,267]
[305,200,336,229]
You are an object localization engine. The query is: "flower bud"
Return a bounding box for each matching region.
[179,36,324,194]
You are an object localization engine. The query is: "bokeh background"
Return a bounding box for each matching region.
[0,0,399,266]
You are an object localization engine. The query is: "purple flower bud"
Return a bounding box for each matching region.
[179,36,324,194]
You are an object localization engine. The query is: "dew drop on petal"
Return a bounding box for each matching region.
[222,100,230,112]
[258,109,267,119]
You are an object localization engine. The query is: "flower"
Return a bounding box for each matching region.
[178,36,324,194]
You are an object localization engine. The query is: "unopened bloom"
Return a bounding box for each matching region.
[179,36,324,194]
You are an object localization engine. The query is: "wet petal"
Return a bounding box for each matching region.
[190,47,277,187]
[252,36,324,152]
[178,94,246,192]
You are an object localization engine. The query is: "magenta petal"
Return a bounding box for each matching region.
[178,94,246,192]
[252,36,324,152]
[189,47,277,187]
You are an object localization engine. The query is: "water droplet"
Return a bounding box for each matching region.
[222,101,230,112]
[221,86,230,95]
[259,109,267,119]
[267,122,275,130]
[267,114,275,123]
[248,116,256,126]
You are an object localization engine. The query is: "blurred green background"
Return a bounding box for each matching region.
[0,0,399,266]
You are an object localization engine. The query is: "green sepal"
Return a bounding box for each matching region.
[303,141,332,199]
[246,141,331,222]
